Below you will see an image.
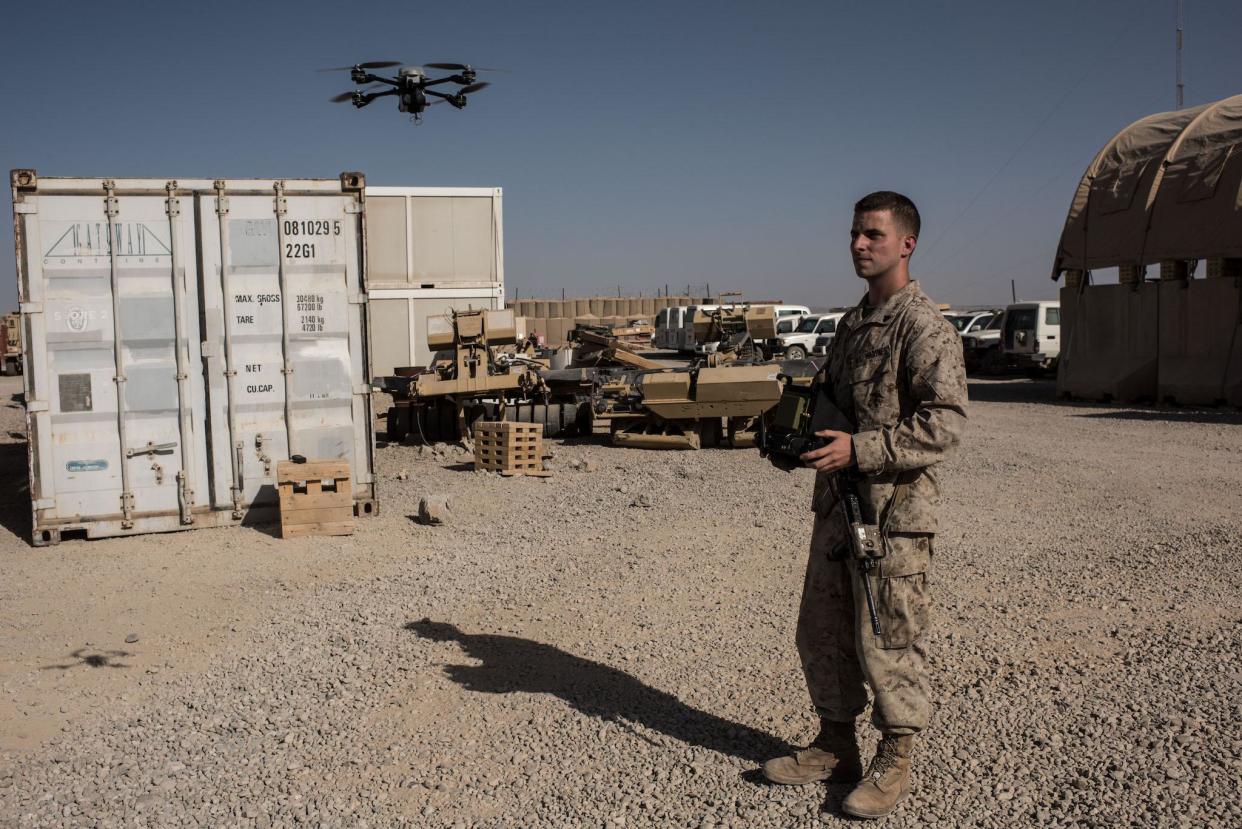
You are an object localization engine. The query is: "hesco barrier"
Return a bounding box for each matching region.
[9,171,376,545]
[1058,277,1242,405]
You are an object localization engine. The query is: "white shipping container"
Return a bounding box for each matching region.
[10,170,376,545]
[364,187,503,373]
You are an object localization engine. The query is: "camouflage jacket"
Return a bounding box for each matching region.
[812,281,968,534]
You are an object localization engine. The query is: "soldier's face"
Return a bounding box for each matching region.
[850,210,916,279]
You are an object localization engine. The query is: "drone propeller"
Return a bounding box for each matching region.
[330,85,384,103]
[318,60,403,72]
[458,82,490,95]
[425,63,507,72]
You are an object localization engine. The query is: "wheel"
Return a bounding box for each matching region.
[785,345,807,361]
[700,417,722,449]
[385,406,408,442]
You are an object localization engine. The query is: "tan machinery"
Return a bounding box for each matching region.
[381,309,578,443]
[1,313,21,376]
[603,362,784,450]
[569,327,665,370]
[609,318,654,349]
[691,304,778,363]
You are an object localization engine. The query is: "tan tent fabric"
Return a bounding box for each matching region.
[1052,102,1209,277]
[1142,95,1242,262]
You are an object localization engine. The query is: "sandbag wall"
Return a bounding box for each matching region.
[507,295,704,346]
[1058,276,1242,405]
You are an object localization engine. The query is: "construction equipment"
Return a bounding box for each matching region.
[691,304,778,362]
[569,327,665,370]
[590,361,784,450]
[379,308,589,443]
[609,318,654,349]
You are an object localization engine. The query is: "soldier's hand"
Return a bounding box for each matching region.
[800,429,855,473]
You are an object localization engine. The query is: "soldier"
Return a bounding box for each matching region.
[761,191,968,818]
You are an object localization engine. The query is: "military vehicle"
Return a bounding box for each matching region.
[379,308,590,443]
[2,313,21,376]
[378,306,811,450]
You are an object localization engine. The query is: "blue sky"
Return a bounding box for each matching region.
[3,0,1241,311]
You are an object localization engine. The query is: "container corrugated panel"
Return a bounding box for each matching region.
[363,187,503,375]
[10,170,376,545]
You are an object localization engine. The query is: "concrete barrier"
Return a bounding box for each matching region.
[1057,284,1158,402]
[1157,277,1242,405]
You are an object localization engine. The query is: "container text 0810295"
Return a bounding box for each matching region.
[9,170,376,545]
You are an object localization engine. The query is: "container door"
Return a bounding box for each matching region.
[28,191,207,526]
[198,188,367,510]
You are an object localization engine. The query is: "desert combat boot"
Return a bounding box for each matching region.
[842,734,914,819]
[762,719,862,785]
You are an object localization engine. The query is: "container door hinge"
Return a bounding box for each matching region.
[349,292,367,305]
[34,498,55,510]
[201,341,219,358]
[26,400,49,412]
[13,202,36,214]
[20,302,42,315]
[274,182,288,216]
[344,202,363,214]
[214,181,229,215]
[165,182,181,217]
[103,182,119,218]
[353,383,371,396]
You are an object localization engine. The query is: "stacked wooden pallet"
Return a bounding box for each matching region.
[472,421,548,476]
[277,460,355,539]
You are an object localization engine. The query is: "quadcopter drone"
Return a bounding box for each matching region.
[324,61,493,121]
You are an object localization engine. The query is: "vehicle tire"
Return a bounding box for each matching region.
[386,406,408,443]
[785,345,807,361]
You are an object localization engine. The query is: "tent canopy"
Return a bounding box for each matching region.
[1053,93,1242,279]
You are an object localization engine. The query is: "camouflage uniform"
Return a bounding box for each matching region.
[797,281,967,735]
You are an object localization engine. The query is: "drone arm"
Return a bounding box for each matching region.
[422,75,462,88]
[357,88,399,108]
[360,73,400,87]
[423,89,455,100]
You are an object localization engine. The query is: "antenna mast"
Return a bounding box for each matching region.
[1175,0,1184,108]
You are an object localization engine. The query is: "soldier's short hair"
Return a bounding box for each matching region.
[854,191,921,239]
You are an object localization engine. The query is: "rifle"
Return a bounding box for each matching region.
[759,376,884,635]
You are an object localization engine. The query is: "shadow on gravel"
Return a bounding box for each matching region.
[968,379,1242,423]
[405,620,790,766]
[42,648,132,670]
[1073,408,1242,425]
[966,379,1061,405]
[0,441,31,542]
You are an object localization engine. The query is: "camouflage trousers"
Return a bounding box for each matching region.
[795,516,932,735]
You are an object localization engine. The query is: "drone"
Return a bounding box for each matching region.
[324,61,493,121]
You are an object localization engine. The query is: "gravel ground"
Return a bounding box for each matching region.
[1,373,1241,827]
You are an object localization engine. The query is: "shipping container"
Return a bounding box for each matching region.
[10,170,376,545]
[364,187,504,374]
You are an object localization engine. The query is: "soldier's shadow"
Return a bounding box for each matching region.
[404,620,790,765]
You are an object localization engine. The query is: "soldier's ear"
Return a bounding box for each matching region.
[901,234,917,259]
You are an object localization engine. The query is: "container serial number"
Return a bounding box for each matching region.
[285,243,315,259]
[283,220,340,237]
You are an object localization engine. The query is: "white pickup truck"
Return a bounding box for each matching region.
[778,312,844,361]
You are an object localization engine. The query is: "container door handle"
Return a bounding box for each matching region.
[126,441,177,458]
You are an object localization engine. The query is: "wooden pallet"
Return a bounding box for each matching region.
[473,421,546,475]
[276,460,355,539]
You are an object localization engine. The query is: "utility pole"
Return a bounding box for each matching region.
[1010,279,1017,303]
[1176,0,1185,108]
